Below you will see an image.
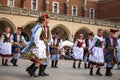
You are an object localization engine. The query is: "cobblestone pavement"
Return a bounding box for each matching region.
[0,59,120,80]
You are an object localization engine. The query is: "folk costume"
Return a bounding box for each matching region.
[22,16,46,77]
[84,32,93,68]
[116,38,120,69]
[104,29,118,76]
[89,35,104,65]
[72,34,85,68]
[38,14,51,76]
[0,32,12,66]
[10,28,27,66]
[89,32,104,76]
[50,32,62,68]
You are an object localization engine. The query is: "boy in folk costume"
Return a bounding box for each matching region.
[72,34,86,68]
[50,31,62,68]
[22,16,47,77]
[10,27,27,66]
[104,29,118,76]
[89,28,104,76]
[0,27,12,66]
[116,36,120,69]
[84,32,94,68]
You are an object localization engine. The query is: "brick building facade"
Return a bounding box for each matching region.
[0,0,120,22]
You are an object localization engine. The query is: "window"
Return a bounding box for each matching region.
[89,8,95,19]
[52,2,59,13]
[8,0,14,7]
[31,0,38,10]
[72,6,77,16]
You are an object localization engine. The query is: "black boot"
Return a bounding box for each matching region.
[84,63,87,69]
[88,62,91,68]
[2,58,5,66]
[13,59,18,66]
[55,60,58,68]
[4,59,9,66]
[118,62,120,69]
[43,65,49,76]
[10,58,15,65]
[26,63,35,72]
[96,68,103,76]
[73,62,76,68]
[38,65,44,76]
[29,65,38,77]
[109,67,113,75]
[89,68,93,75]
[78,63,81,69]
[105,67,112,76]
[51,60,54,68]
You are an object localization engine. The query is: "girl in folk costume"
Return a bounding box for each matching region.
[22,16,46,77]
[0,27,12,66]
[72,34,86,68]
[38,14,51,76]
[89,28,104,76]
[117,37,120,69]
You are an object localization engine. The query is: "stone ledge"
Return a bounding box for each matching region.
[0,6,119,28]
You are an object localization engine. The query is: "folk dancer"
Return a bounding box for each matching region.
[38,14,51,76]
[116,36,120,69]
[84,32,94,68]
[72,34,86,68]
[104,29,118,76]
[10,27,27,66]
[22,16,46,77]
[89,28,104,76]
[0,27,12,66]
[50,31,62,68]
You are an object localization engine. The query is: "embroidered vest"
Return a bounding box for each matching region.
[105,37,117,48]
[77,40,83,48]
[95,39,102,47]
[53,37,61,47]
[40,26,50,41]
[13,33,22,43]
[3,34,10,42]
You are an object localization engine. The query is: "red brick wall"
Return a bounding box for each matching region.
[14,0,22,8]
[0,0,119,22]
[23,0,31,10]
[47,0,84,16]
[86,1,98,18]
[38,0,45,11]
[69,0,84,16]
[97,0,120,22]
[48,0,66,14]
[22,0,45,11]
[0,0,7,6]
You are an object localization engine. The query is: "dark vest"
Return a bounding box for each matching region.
[40,26,50,41]
[85,38,89,47]
[13,33,22,43]
[105,37,117,48]
[3,34,10,42]
[53,37,61,47]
